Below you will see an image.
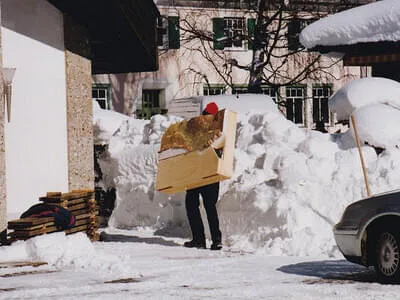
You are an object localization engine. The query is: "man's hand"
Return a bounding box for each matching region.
[207,130,222,146]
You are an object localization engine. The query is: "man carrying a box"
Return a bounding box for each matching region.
[184,102,223,251]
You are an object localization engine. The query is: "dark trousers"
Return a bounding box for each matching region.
[185,182,222,243]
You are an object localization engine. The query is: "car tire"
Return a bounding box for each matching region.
[374,227,400,283]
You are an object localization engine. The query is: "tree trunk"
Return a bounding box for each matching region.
[248,0,267,93]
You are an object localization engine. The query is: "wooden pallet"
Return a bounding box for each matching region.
[7,190,99,242]
[156,109,237,194]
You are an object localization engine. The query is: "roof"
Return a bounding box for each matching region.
[47,0,160,74]
[300,0,400,51]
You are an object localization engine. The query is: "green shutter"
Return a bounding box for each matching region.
[213,18,225,50]
[247,18,256,50]
[288,19,301,51]
[168,16,180,49]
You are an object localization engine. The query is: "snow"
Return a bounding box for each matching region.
[93,82,400,258]
[299,0,400,49]
[329,77,400,149]
[0,229,391,299]
[329,77,400,121]
[3,81,400,297]
[202,93,281,115]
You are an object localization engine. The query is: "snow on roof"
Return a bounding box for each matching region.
[299,0,400,49]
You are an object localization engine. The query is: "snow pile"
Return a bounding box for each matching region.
[300,0,400,49]
[329,77,400,149]
[0,232,94,267]
[202,94,281,115]
[25,232,95,267]
[0,232,133,275]
[329,77,400,121]
[94,86,400,257]
[93,101,130,145]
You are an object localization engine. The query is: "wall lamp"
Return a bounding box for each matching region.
[3,68,16,123]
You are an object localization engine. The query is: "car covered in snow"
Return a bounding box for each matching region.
[334,189,400,283]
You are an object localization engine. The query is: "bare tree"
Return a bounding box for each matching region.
[159,0,370,102]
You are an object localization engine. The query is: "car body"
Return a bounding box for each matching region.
[334,189,400,283]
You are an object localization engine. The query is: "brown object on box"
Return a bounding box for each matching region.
[159,110,225,152]
[156,109,237,194]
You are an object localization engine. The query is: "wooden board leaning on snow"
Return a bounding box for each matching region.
[156,109,237,194]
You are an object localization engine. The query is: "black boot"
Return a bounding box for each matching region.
[183,240,206,249]
[210,241,222,251]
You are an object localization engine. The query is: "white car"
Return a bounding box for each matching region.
[334,189,400,283]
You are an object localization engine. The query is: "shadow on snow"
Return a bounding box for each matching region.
[99,231,181,247]
[278,260,378,283]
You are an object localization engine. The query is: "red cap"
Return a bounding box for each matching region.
[204,102,219,115]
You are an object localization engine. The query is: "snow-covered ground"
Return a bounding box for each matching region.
[0,228,395,300]
[3,78,400,298]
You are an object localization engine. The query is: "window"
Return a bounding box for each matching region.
[157,17,168,48]
[224,17,245,48]
[287,19,314,51]
[157,16,180,50]
[260,86,278,103]
[138,89,162,120]
[204,85,226,96]
[232,85,278,102]
[232,85,247,95]
[286,86,305,124]
[92,84,111,110]
[213,17,254,50]
[312,85,332,124]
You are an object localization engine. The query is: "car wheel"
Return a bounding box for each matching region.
[374,228,400,283]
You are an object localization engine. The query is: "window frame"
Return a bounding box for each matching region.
[213,17,252,51]
[157,15,180,50]
[138,89,162,120]
[312,84,333,125]
[203,84,226,96]
[92,84,112,110]
[223,17,246,49]
[232,84,279,103]
[157,16,169,49]
[285,85,306,125]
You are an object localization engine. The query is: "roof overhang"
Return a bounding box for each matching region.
[311,41,400,66]
[47,0,160,74]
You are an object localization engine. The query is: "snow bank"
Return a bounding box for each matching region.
[299,0,400,49]
[202,93,281,115]
[93,101,130,145]
[351,104,400,149]
[0,232,135,275]
[329,77,400,121]
[94,92,400,257]
[0,233,94,267]
[329,77,400,149]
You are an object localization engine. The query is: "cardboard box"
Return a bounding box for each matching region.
[156,109,237,194]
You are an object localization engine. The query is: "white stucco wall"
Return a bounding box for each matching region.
[2,0,68,215]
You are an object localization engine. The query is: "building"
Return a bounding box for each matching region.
[0,0,159,243]
[300,0,400,82]
[93,0,373,130]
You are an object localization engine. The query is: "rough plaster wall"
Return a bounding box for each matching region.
[64,16,94,191]
[0,6,5,233]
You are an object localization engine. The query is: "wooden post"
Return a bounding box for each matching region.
[351,115,372,197]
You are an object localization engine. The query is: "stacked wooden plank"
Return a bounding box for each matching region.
[7,190,99,243]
